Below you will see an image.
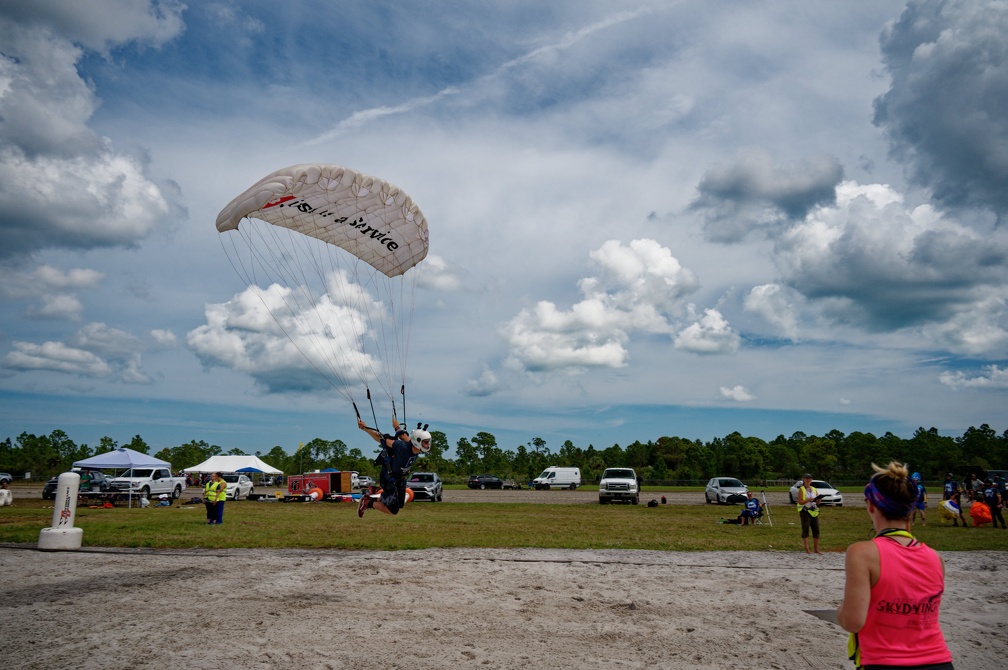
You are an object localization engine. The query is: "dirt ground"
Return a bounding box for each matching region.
[2,486,1004,669]
[0,544,1005,670]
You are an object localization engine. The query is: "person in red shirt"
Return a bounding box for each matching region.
[837,462,954,669]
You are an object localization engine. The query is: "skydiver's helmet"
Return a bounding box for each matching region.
[912,472,921,482]
[411,428,432,453]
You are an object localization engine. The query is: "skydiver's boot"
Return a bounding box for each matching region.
[357,492,372,518]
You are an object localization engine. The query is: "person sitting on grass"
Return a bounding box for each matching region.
[723,491,762,525]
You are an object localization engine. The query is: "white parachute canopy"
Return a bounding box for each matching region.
[215,164,429,417]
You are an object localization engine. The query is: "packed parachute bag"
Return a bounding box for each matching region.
[969,499,992,526]
[938,499,961,524]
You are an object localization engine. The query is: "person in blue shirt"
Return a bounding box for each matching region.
[357,419,430,517]
[911,472,927,526]
[983,478,1006,529]
[723,490,762,525]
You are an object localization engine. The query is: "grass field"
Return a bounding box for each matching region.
[3,493,1006,552]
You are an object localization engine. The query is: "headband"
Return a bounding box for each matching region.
[864,476,913,519]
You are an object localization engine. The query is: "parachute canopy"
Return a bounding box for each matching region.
[214,163,429,418]
[216,164,428,277]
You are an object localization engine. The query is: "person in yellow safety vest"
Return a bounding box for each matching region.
[204,473,224,525]
[797,473,822,554]
[213,471,228,525]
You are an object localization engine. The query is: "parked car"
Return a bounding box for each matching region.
[704,477,748,504]
[788,479,843,506]
[406,472,443,502]
[357,475,375,490]
[599,468,639,505]
[42,469,113,499]
[221,473,254,500]
[467,474,504,489]
[0,472,12,486]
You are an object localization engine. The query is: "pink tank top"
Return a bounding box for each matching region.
[857,537,952,666]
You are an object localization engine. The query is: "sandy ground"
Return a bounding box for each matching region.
[0,544,1005,670]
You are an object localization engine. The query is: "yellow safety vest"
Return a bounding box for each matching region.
[205,479,225,502]
[797,486,820,517]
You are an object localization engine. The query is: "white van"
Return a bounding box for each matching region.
[532,466,581,490]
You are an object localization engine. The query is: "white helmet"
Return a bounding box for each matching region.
[411,428,432,453]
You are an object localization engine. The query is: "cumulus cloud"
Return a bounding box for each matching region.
[692,148,844,242]
[674,306,741,355]
[770,181,1008,345]
[503,239,702,373]
[940,364,1008,390]
[744,283,800,340]
[187,279,383,394]
[0,4,182,258]
[417,254,463,292]
[720,385,754,402]
[464,365,502,397]
[0,263,104,321]
[1,321,159,383]
[874,0,1008,219]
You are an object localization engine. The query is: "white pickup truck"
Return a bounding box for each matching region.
[110,466,186,500]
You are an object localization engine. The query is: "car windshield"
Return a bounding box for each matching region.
[222,475,239,483]
[128,469,154,478]
[719,478,744,487]
[813,481,831,489]
[604,469,635,479]
[411,474,434,483]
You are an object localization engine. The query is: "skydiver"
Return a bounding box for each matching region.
[357,419,431,517]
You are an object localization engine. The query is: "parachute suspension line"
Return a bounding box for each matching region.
[233,219,353,402]
[366,387,380,441]
[248,219,355,397]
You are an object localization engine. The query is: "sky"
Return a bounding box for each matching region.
[1,0,1007,460]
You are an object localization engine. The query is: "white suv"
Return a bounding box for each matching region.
[599,468,639,505]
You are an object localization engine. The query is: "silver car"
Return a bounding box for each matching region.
[704,477,748,504]
[406,472,443,502]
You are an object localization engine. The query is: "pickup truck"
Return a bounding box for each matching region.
[598,467,639,505]
[110,467,186,499]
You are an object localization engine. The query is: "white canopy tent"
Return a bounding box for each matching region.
[183,455,282,475]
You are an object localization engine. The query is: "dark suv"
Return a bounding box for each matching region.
[467,474,504,489]
[42,469,113,499]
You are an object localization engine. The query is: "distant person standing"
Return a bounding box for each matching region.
[214,472,228,525]
[969,473,982,501]
[0,480,11,506]
[983,478,1006,530]
[796,474,821,554]
[911,472,927,526]
[204,473,224,525]
[942,472,961,502]
[837,461,954,670]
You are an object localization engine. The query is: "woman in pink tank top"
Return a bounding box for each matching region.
[836,461,954,670]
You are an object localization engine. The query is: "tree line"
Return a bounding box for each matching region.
[2,423,1005,486]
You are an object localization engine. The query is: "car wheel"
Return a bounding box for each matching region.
[569,483,577,490]
[141,486,150,498]
[172,486,182,500]
[632,497,639,505]
[789,493,795,503]
[480,483,486,490]
[248,487,254,499]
